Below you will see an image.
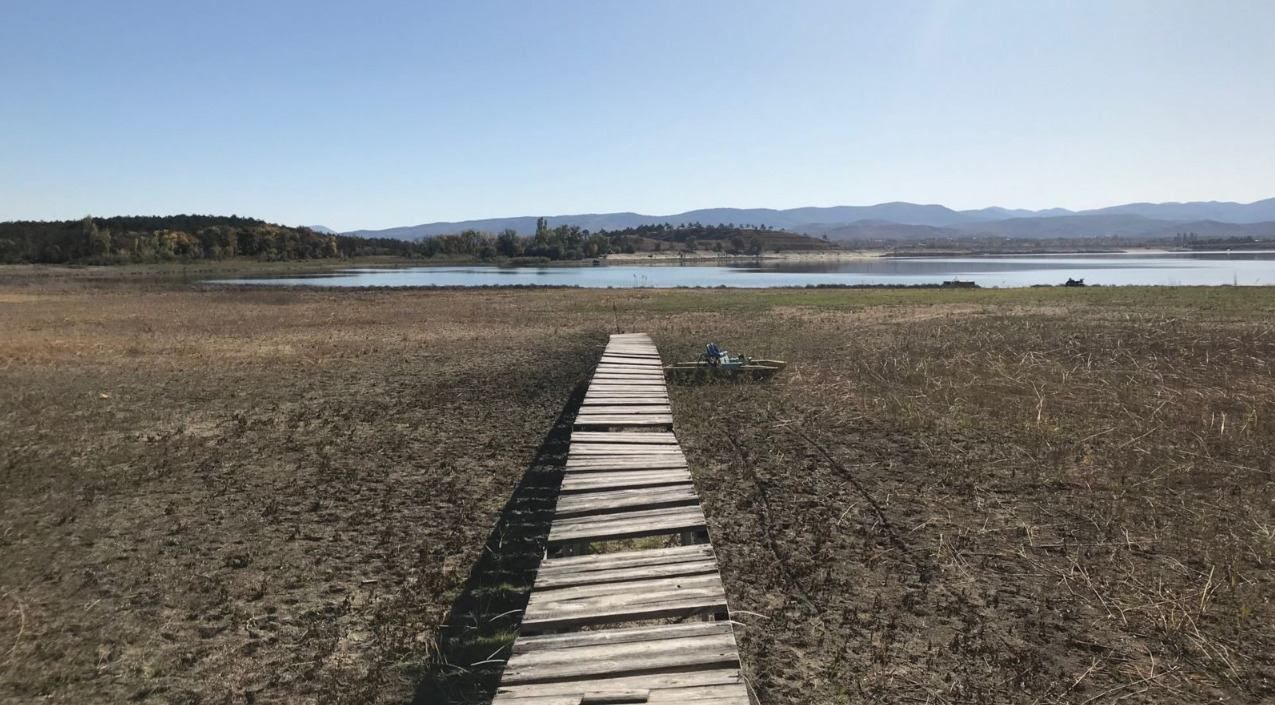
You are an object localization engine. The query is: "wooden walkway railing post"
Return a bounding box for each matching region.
[492,333,753,704]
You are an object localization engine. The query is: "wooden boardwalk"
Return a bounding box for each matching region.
[493,333,751,705]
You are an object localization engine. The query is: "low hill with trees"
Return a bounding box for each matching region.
[0,215,837,265]
[598,222,837,255]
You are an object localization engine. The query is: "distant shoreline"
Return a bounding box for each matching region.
[601,249,885,263]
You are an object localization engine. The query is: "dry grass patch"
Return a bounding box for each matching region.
[2,275,1273,704]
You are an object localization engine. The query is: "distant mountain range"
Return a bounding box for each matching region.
[338,198,1275,242]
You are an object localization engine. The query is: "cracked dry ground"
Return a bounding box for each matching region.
[3,281,1274,705]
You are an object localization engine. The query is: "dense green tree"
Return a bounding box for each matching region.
[496,229,522,257]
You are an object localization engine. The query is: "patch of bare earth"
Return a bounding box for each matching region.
[3,282,1274,705]
[664,303,1275,704]
[0,287,601,705]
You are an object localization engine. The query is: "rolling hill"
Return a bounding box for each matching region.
[341,198,1275,242]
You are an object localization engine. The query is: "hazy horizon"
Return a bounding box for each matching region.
[4,1,1274,230]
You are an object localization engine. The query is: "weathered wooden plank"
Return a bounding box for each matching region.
[560,471,693,493]
[554,485,699,518]
[565,462,688,474]
[583,395,673,400]
[573,421,674,430]
[500,633,737,681]
[580,401,670,408]
[583,395,668,402]
[494,687,750,704]
[536,556,722,588]
[548,505,706,544]
[580,400,670,409]
[528,573,723,605]
[584,391,667,397]
[538,546,714,572]
[594,370,665,376]
[594,368,664,375]
[569,445,681,456]
[576,408,670,415]
[584,387,669,394]
[504,627,734,673]
[549,503,703,528]
[567,454,685,464]
[576,410,673,415]
[574,415,673,428]
[561,469,691,486]
[571,432,679,445]
[519,595,730,637]
[567,451,685,460]
[550,504,708,532]
[565,456,687,471]
[568,459,690,472]
[567,451,686,462]
[577,405,672,416]
[534,557,718,589]
[563,470,690,482]
[536,545,715,577]
[493,668,746,700]
[511,620,730,654]
[506,632,735,673]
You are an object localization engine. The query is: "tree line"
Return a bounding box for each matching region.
[0,214,788,265]
[0,216,348,264]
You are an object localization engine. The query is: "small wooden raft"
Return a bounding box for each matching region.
[494,333,750,704]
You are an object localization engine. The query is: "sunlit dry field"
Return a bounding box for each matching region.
[2,268,1273,704]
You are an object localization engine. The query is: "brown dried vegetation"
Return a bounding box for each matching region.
[1,272,1273,704]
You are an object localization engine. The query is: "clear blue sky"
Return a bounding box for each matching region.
[3,1,1273,231]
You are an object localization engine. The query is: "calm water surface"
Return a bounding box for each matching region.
[214,251,1275,288]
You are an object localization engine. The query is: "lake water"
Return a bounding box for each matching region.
[213,251,1275,288]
